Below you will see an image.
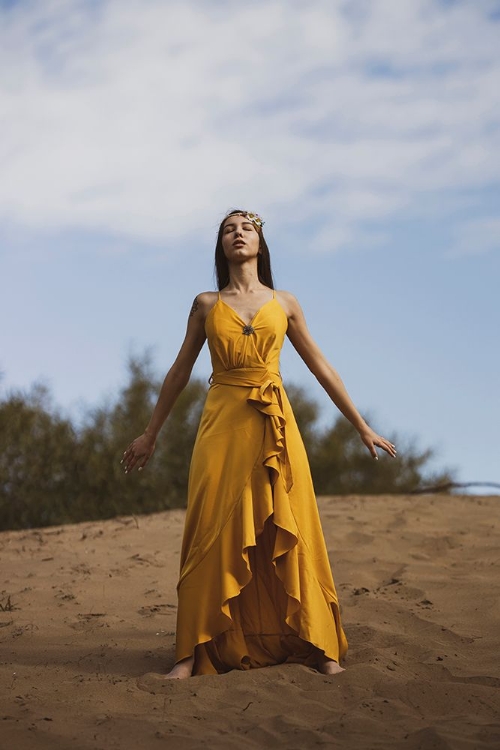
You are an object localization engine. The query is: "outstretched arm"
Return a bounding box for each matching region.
[122,294,210,474]
[281,291,397,460]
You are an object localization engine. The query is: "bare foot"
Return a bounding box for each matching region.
[163,655,195,680]
[317,653,345,675]
[136,656,195,693]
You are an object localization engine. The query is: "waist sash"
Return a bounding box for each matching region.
[209,367,293,492]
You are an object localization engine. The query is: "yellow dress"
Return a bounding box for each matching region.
[175,291,348,675]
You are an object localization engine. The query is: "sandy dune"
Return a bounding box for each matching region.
[1,494,499,749]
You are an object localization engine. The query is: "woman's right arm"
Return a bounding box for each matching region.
[121,293,213,474]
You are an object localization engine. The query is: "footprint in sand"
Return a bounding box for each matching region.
[69,613,108,631]
[138,604,177,616]
[345,531,374,545]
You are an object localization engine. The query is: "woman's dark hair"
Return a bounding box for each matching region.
[214,210,274,290]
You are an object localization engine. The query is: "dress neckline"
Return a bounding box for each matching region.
[218,297,276,327]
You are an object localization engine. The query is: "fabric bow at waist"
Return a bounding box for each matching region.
[209,367,293,492]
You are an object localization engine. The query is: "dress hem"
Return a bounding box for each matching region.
[175,511,348,675]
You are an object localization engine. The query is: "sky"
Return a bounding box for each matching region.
[1,0,499,489]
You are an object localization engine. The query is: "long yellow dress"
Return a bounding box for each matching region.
[175,291,348,675]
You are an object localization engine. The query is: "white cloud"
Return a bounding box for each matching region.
[0,0,498,254]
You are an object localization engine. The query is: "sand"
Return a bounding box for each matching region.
[1,493,499,749]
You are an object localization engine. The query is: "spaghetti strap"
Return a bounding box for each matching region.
[218,291,221,300]
[272,289,276,299]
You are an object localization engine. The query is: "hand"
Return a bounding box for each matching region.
[358,427,397,460]
[121,433,156,474]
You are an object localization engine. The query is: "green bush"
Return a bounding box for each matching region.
[0,355,455,530]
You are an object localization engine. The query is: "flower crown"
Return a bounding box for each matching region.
[226,210,265,229]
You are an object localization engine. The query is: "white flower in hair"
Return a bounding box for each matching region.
[245,212,265,228]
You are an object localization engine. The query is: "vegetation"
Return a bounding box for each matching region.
[0,354,454,530]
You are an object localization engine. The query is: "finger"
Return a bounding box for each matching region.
[124,452,141,474]
[376,436,397,458]
[121,445,134,464]
[384,440,397,457]
[124,458,135,474]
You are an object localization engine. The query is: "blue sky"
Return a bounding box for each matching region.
[1,0,499,489]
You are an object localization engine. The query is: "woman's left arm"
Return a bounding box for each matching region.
[281,291,397,460]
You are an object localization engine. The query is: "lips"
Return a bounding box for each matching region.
[233,240,246,247]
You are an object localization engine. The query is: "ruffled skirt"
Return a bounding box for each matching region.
[175,381,348,675]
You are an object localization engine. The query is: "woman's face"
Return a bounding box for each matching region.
[221,214,260,263]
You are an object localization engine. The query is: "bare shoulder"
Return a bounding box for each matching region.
[188,291,218,319]
[275,289,302,319]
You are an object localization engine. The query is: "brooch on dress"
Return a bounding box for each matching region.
[242,325,255,335]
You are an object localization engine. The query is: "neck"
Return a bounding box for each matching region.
[226,260,264,293]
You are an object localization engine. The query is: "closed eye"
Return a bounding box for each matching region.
[224,222,254,232]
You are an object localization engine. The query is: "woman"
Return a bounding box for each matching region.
[122,209,397,679]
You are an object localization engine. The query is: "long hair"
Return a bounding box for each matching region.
[214,209,274,291]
